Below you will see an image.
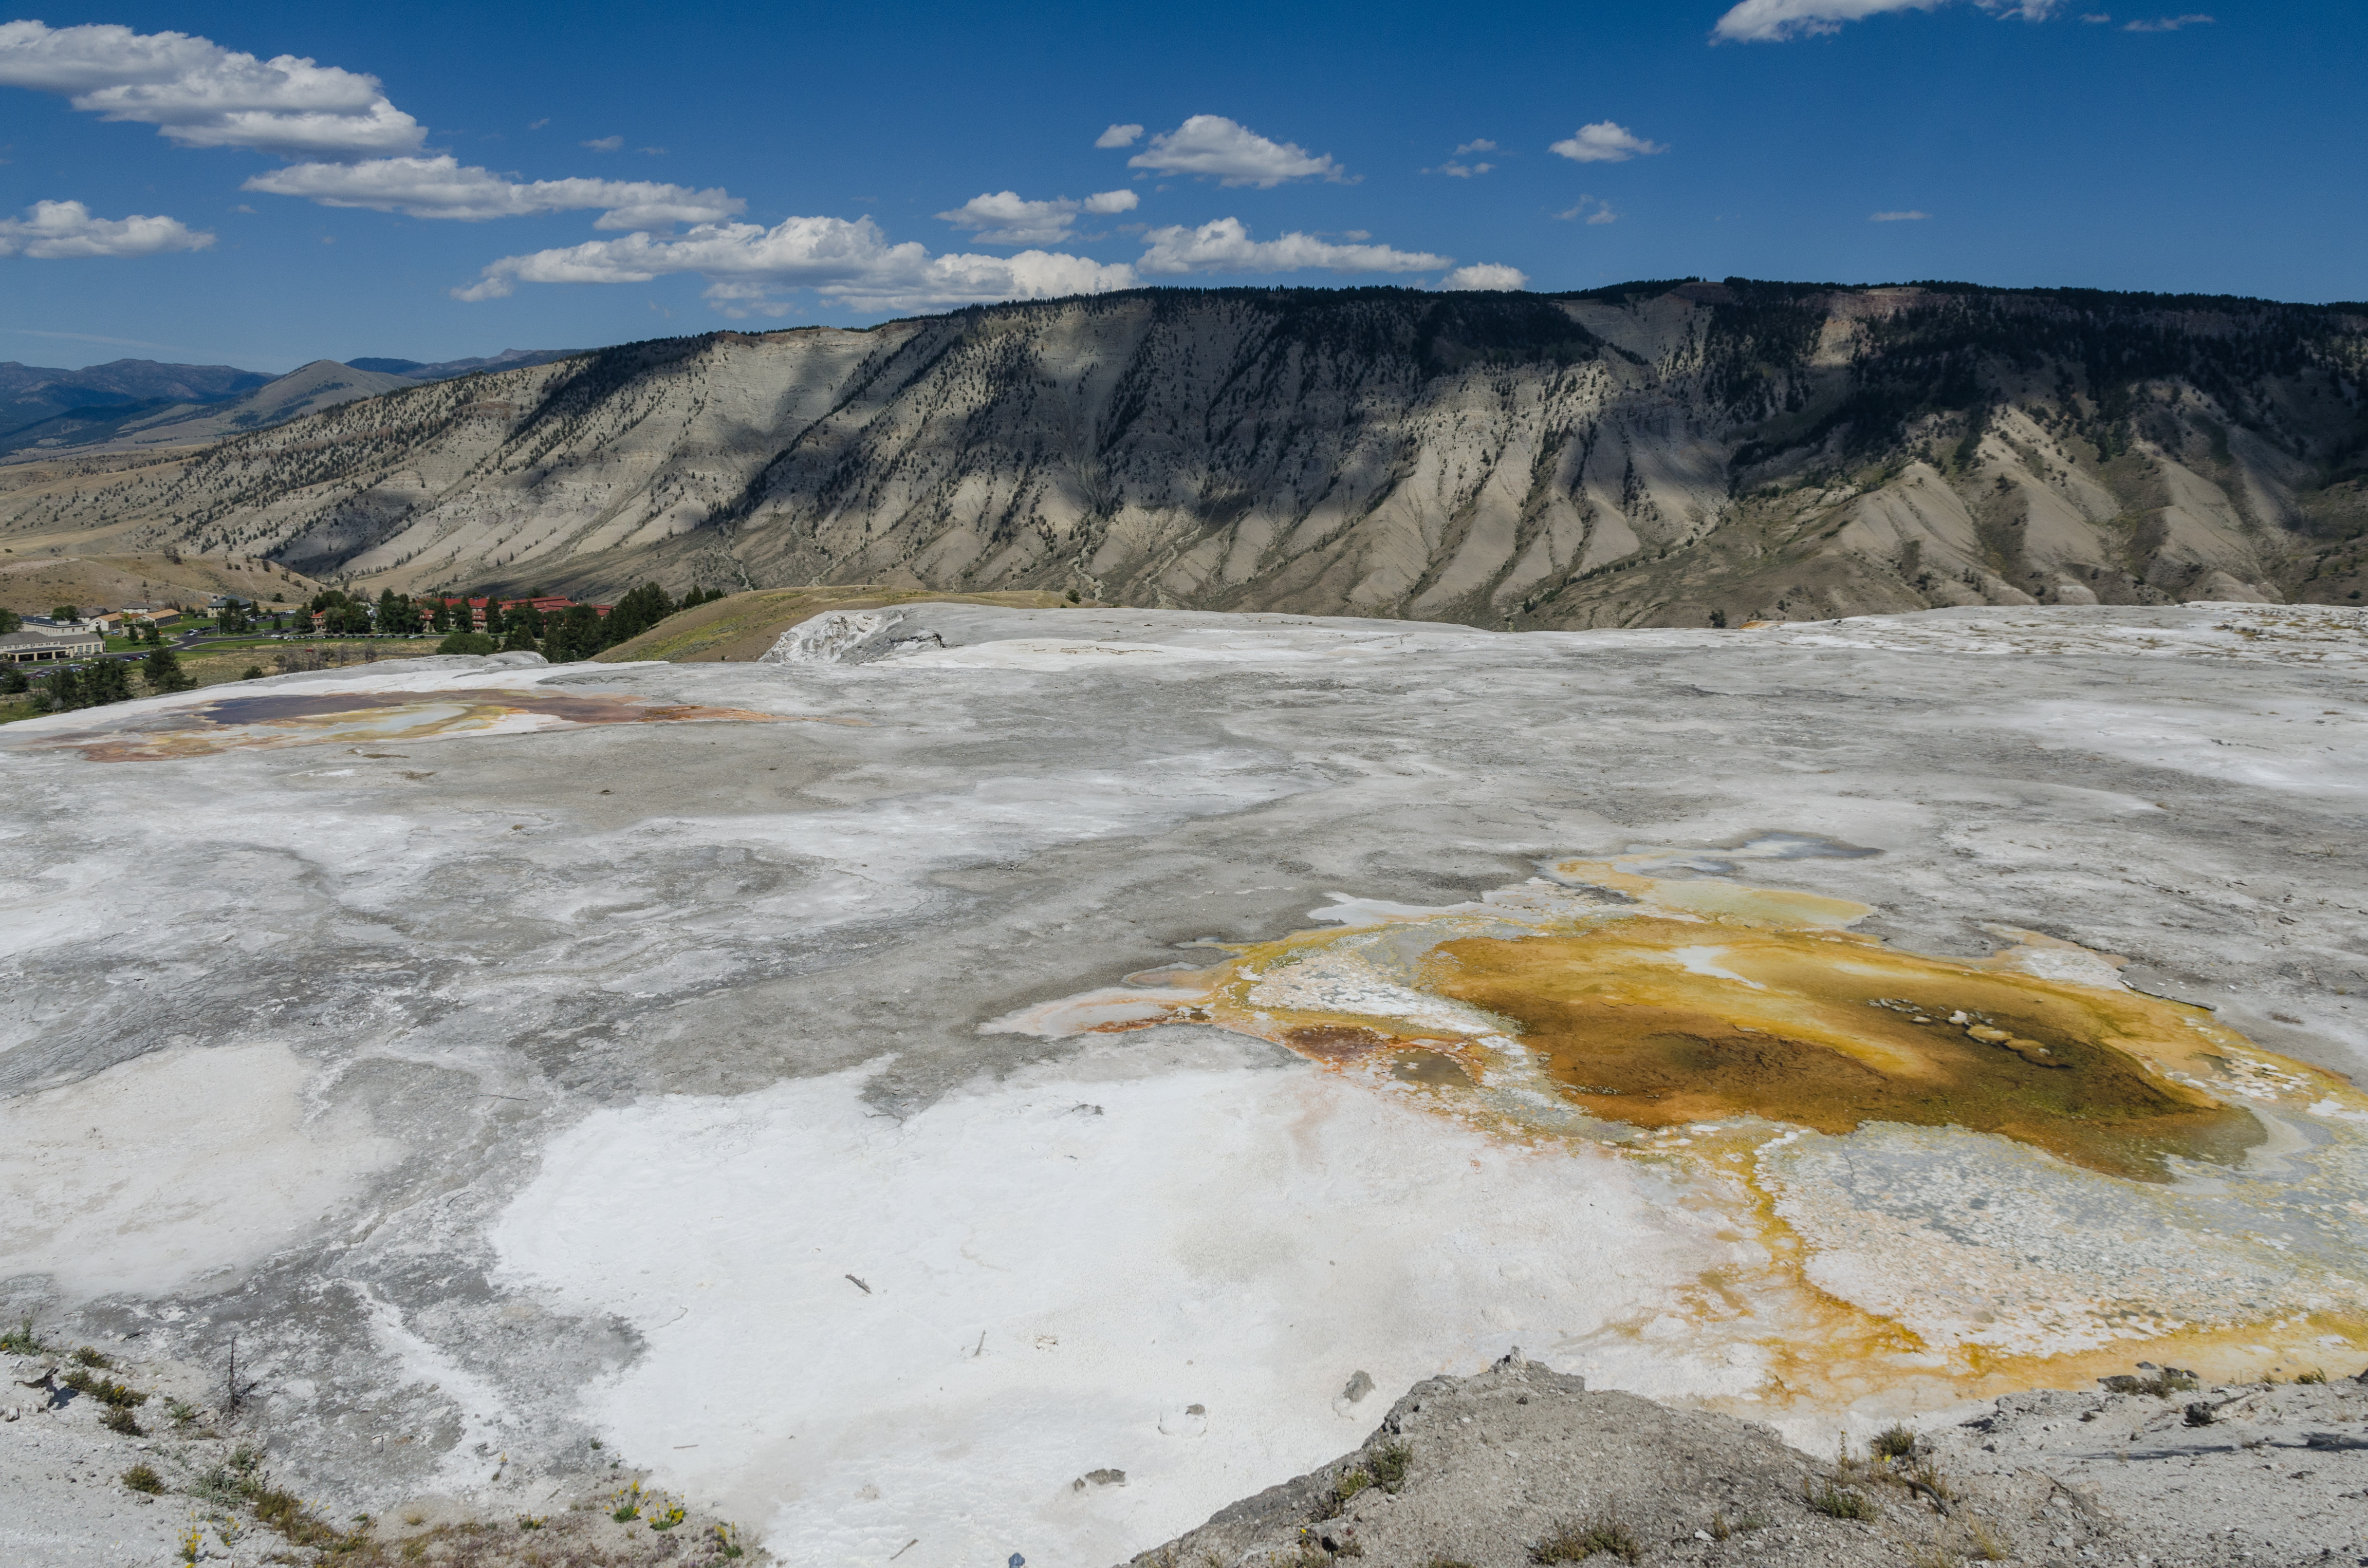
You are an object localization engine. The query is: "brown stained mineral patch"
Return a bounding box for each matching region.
[1390,1049,1472,1087]
[1426,919,2264,1182]
[1283,1023,1397,1060]
[33,688,811,761]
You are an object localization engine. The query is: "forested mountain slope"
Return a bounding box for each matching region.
[3,279,2363,626]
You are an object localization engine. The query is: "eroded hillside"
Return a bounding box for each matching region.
[3,279,2363,626]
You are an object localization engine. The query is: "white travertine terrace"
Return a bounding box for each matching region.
[2,602,2364,1566]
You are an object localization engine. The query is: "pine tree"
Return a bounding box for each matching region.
[143,646,195,694]
[83,660,134,705]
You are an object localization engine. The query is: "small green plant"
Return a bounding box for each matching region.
[2297,1368,2327,1385]
[1871,1423,1918,1460]
[1367,1441,1412,1492]
[711,1521,747,1558]
[240,664,265,680]
[1312,1466,1371,1521]
[102,1406,144,1435]
[1902,1459,1955,1503]
[1532,1512,1642,1564]
[517,1514,546,1530]
[62,1367,147,1407]
[0,1316,43,1354]
[646,1494,688,1532]
[177,1518,204,1565]
[166,1397,199,1428]
[72,1345,113,1369]
[1804,1478,1877,1520]
[609,1479,643,1522]
[123,1462,164,1493]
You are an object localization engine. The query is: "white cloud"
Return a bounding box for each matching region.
[581,135,623,152]
[1125,116,1346,187]
[1433,160,1493,178]
[1712,0,2060,43]
[1094,123,1144,148]
[1870,209,1932,220]
[0,198,212,258]
[454,214,1138,314]
[0,20,422,158]
[1549,122,1668,163]
[244,155,742,229]
[1454,139,1498,155]
[1135,217,1447,276]
[2123,12,2210,29]
[935,188,1139,246]
[1440,264,1529,291]
[1555,195,1618,223]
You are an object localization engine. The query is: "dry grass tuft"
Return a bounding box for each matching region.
[1532,1511,1642,1564]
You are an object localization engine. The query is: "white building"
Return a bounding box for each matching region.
[0,627,105,663]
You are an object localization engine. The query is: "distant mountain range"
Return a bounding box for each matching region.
[345,348,581,381]
[0,348,581,459]
[2,283,2362,625]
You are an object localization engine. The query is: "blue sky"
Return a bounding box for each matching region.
[1,1,2360,372]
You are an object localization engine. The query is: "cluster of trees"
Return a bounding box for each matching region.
[432,583,723,662]
[1,643,199,712]
[215,597,262,634]
[0,608,17,635]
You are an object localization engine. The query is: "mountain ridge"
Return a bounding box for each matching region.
[3,279,2362,626]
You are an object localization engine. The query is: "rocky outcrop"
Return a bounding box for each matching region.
[1126,1353,2368,1567]
[3,281,2363,625]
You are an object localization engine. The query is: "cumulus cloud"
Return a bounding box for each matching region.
[1454,139,1498,155]
[454,214,1138,314]
[1135,217,1447,276]
[2123,12,2210,28]
[0,19,422,157]
[244,156,742,229]
[1125,116,1346,187]
[1713,0,2060,42]
[0,21,741,238]
[1870,209,1931,220]
[1549,122,1667,163]
[1433,159,1493,178]
[580,135,623,151]
[1440,263,1528,291]
[934,188,1139,246]
[1094,123,1144,148]
[0,198,212,258]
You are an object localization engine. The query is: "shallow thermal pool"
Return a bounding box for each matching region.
[26,685,793,759]
[1004,835,2368,1392]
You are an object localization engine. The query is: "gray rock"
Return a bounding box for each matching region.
[1130,1355,2368,1567]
